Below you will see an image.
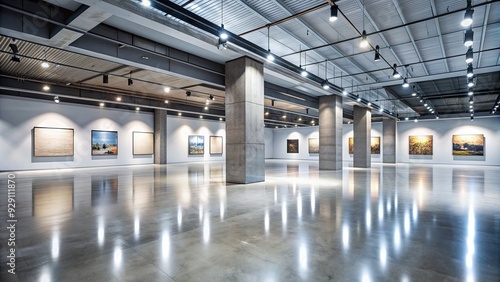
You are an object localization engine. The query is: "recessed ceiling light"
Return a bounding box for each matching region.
[164,86,170,93]
[136,107,140,111]
[99,102,105,107]
[164,100,169,104]
[41,61,49,68]
[42,85,50,91]
[141,0,151,7]
[116,97,122,101]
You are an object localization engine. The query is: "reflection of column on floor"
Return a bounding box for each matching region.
[225,56,265,184]
[353,105,371,168]
[319,95,343,170]
[383,118,397,163]
[154,109,167,164]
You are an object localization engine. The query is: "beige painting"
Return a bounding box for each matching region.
[210,136,223,154]
[348,137,381,154]
[133,132,154,155]
[308,138,319,154]
[33,127,74,157]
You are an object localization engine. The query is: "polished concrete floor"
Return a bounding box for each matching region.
[1,160,499,281]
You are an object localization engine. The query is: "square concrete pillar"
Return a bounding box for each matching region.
[154,109,167,164]
[319,95,343,170]
[225,56,265,184]
[353,105,371,168]
[383,118,397,163]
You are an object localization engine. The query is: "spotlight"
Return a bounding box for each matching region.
[461,1,474,27]
[186,91,191,97]
[412,86,417,96]
[469,97,474,104]
[282,114,287,119]
[141,0,151,7]
[405,117,409,121]
[99,102,105,107]
[357,96,361,102]
[164,86,171,93]
[300,68,308,77]
[53,96,59,103]
[178,112,182,116]
[43,85,50,91]
[218,39,227,50]
[360,30,368,48]
[465,47,473,63]
[342,89,348,96]
[219,117,223,121]
[402,78,409,88]
[266,50,275,62]
[199,115,203,119]
[470,116,474,121]
[330,3,338,22]
[468,88,473,95]
[103,74,108,84]
[11,55,20,63]
[367,102,372,106]
[41,61,50,68]
[265,111,269,115]
[9,40,18,54]
[392,64,400,78]
[464,27,473,47]
[467,77,474,87]
[414,118,418,123]
[466,64,473,78]
[374,45,380,61]
[136,107,140,111]
[379,108,384,112]
[219,24,228,41]
[128,78,133,86]
[204,106,208,110]
[436,115,439,119]
[165,100,169,104]
[116,97,122,101]
[321,80,330,90]
[210,95,215,101]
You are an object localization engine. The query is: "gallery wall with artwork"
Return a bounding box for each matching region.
[271,126,319,160]
[343,123,384,162]
[166,115,225,163]
[0,96,154,171]
[397,117,500,165]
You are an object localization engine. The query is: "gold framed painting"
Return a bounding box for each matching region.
[452,134,484,156]
[409,135,433,155]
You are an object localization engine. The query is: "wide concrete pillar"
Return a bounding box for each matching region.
[383,118,397,163]
[319,95,343,170]
[154,109,167,164]
[353,105,371,168]
[225,56,265,184]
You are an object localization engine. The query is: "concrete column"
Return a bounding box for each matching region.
[225,56,265,184]
[383,118,397,163]
[319,95,343,170]
[154,109,167,164]
[353,105,371,168]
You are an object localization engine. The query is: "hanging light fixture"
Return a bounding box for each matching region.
[141,0,151,7]
[469,96,474,104]
[411,85,417,96]
[468,88,474,95]
[300,51,308,77]
[53,96,59,103]
[374,45,380,61]
[465,47,473,63]
[402,78,409,88]
[359,0,368,48]
[392,64,401,78]
[322,61,330,90]
[464,26,474,47]
[467,77,474,87]
[128,72,133,86]
[466,63,473,78]
[217,0,228,50]
[330,2,338,22]
[266,27,274,62]
[461,0,474,27]
[103,74,108,84]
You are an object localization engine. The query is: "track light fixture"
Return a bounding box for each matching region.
[461,0,474,27]
[465,47,473,63]
[43,85,50,91]
[402,78,409,88]
[330,3,338,22]
[141,0,151,7]
[41,61,49,68]
[467,77,474,87]
[11,55,20,63]
[411,85,417,96]
[466,63,473,78]
[9,39,18,54]
[128,78,133,86]
[219,24,228,41]
[301,68,308,77]
[414,117,418,123]
[470,116,474,121]
[374,45,380,61]
[342,89,348,96]
[359,30,368,48]
[469,96,474,104]
[164,86,171,93]
[186,91,191,97]
[210,95,215,101]
[464,26,474,47]
[53,96,59,103]
[392,64,401,79]
[468,88,474,95]
[322,80,330,90]
[266,26,274,61]
[103,74,108,84]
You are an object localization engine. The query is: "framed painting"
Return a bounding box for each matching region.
[348,137,381,154]
[91,130,118,156]
[189,135,204,155]
[133,131,154,155]
[209,136,223,155]
[452,134,484,156]
[308,138,319,154]
[33,127,74,157]
[287,139,299,153]
[409,135,433,155]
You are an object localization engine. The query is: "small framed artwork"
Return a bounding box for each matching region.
[348,137,381,154]
[210,136,223,155]
[308,138,319,154]
[33,127,74,157]
[92,130,118,156]
[287,139,299,153]
[409,135,433,155]
[452,134,484,156]
[189,135,204,155]
[133,132,154,155]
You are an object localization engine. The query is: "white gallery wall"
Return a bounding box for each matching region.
[166,115,225,163]
[264,128,273,159]
[397,117,500,166]
[0,96,154,171]
[343,122,383,163]
[271,126,319,160]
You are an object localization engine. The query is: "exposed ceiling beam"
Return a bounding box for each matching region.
[477,3,491,68]
[429,0,450,73]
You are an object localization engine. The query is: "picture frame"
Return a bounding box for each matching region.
[33,127,74,157]
[91,130,118,156]
[209,136,223,155]
[452,134,484,156]
[308,138,319,154]
[409,135,433,155]
[189,135,204,155]
[133,131,154,155]
[287,139,299,153]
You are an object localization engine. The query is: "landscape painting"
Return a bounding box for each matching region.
[308,138,319,154]
[133,132,154,155]
[452,134,484,156]
[287,139,299,153]
[409,135,433,155]
[348,137,381,154]
[209,136,223,155]
[92,130,118,155]
[189,135,204,155]
[33,127,74,157]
